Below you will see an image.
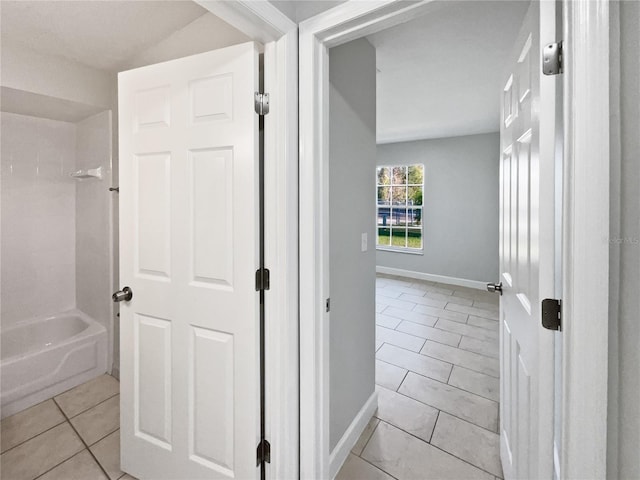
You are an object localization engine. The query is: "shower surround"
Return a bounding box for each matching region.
[0,110,113,417]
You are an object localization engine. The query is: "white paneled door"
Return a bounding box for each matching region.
[118,42,259,480]
[499,2,557,479]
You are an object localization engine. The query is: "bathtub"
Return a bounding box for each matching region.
[0,309,107,418]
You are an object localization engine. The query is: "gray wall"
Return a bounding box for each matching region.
[608,1,640,478]
[376,133,500,282]
[329,38,377,452]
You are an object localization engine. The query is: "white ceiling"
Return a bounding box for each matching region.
[367,1,529,143]
[0,1,208,71]
[270,0,348,22]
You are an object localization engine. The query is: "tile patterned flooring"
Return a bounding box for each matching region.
[338,274,502,480]
[1,375,135,480]
[1,274,500,480]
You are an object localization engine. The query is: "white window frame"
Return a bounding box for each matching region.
[376,163,424,254]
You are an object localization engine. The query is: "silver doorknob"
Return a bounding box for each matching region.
[113,286,133,302]
[486,282,503,295]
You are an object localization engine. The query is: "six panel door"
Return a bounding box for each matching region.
[118,42,260,480]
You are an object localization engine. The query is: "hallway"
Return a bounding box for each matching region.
[338,274,501,480]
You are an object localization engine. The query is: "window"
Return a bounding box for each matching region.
[376,164,424,251]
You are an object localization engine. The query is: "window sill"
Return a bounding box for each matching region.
[376,246,424,256]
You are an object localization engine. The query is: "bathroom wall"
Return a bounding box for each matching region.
[75,111,113,365]
[1,112,77,325]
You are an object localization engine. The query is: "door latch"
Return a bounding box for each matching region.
[486,282,503,295]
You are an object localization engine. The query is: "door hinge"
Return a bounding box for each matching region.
[543,42,563,75]
[541,298,561,331]
[325,298,330,313]
[256,439,271,466]
[254,92,270,115]
[255,268,270,292]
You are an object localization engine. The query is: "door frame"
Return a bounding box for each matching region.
[298,1,610,478]
[194,2,299,479]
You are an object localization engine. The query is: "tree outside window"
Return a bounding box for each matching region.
[376,164,423,250]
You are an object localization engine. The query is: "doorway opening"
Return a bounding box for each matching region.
[324,3,527,478]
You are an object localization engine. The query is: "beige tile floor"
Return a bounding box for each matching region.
[338,274,502,480]
[0,374,136,480]
[1,274,500,480]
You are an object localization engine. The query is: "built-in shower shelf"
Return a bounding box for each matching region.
[70,167,103,180]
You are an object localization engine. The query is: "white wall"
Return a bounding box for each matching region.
[329,38,377,451]
[608,1,640,478]
[1,113,77,325]
[121,13,249,70]
[75,111,114,364]
[1,41,112,110]
[376,133,500,283]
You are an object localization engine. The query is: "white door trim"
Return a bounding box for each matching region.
[194,3,299,479]
[299,1,610,477]
[561,1,610,478]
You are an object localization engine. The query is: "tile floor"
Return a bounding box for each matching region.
[338,274,502,480]
[0,374,135,480]
[1,274,500,480]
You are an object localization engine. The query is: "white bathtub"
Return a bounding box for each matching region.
[0,309,107,418]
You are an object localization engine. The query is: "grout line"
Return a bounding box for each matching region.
[398,372,500,432]
[376,348,454,379]
[396,368,410,392]
[456,345,500,360]
[54,391,120,421]
[392,319,462,343]
[414,345,499,379]
[419,339,500,364]
[374,418,499,477]
[87,427,120,449]
[53,374,118,401]
[428,434,501,478]
[33,448,90,480]
[357,418,381,458]
[68,420,113,480]
[0,397,70,455]
[428,410,441,443]
[358,452,401,480]
[446,363,454,383]
[55,396,115,480]
[431,320,499,343]
[0,420,67,456]
[70,393,120,420]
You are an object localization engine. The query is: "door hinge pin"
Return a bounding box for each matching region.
[255,268,270,292]
[541,298,561,331]
[543,42,563,75]
[254,92,270,115]
[256,439,271,466]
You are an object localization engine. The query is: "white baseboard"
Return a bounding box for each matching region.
[376,266,488,290]
[329,391,378,479]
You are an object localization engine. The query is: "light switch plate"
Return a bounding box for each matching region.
[361,233,368,252]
